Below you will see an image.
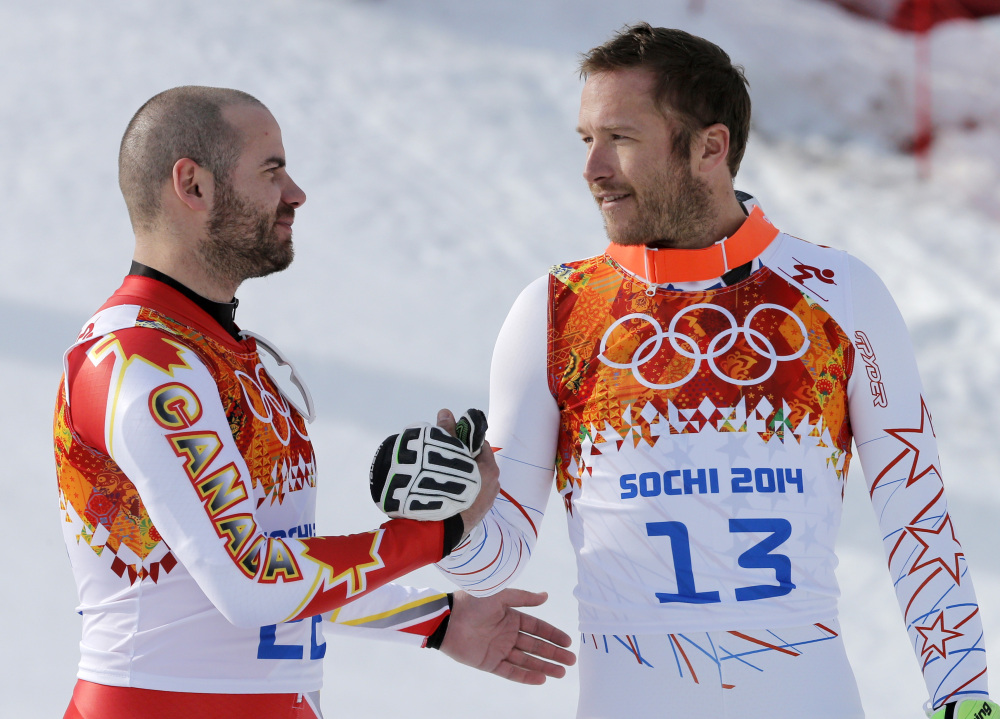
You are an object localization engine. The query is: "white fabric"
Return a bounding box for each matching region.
[576,621,864,718]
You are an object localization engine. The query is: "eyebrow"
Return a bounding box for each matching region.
[576,124,640,135]
[261,156,286,169]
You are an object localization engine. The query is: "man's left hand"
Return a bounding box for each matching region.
[440,589,576,685]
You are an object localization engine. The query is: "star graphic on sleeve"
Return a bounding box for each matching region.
[872,397,942,493]
[907,514,964,585]
[915,611,963,661]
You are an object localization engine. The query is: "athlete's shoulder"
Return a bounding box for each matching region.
[549,251,606,278]
[97,326,197,371]
[62,321,207,454]
[761,231,861,286]
[70,299,183,357]
[765,233,891,291]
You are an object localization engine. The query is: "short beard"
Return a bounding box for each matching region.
[599,159,714,249]
[201,179,294,290]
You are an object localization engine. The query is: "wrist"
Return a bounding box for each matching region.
[424,593,455,650]
[442,514,464,557]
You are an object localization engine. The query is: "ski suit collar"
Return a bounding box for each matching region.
[128,262,241,341]
[604,205,779,284]
[98,274,249,352]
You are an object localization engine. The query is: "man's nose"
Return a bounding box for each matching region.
[583,142,613,185]
[283,176,306,208]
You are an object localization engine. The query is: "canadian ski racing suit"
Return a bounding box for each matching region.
[55,272,461,717]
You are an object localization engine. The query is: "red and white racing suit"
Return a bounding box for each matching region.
[437,204,990,717]
[55,274,460,718]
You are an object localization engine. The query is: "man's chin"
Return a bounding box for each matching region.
[270,251,294,275]
[604,222,653,247]
[247,250,294,280]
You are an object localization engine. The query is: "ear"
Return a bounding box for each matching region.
[171,158,213,212]
[693,123,731,176]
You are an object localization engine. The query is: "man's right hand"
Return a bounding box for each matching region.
[435,408,500,538]
[369,408,498,529]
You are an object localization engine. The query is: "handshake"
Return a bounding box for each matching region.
[369,409,499,532]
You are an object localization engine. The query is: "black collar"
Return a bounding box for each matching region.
[128,261,242,341]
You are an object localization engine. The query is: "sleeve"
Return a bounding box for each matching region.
[69,327,456,629]
[436,276,561,595]
[846,256,990,709]
[321,582,452,649]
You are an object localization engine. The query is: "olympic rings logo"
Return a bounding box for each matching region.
[598,303,810,390]
[235,363,309,446]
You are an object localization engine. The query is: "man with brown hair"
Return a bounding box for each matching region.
[55,85,574,719]
[421,23,995,718]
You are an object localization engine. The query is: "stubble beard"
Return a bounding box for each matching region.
[201,178,295,289]
[598,159,714,249]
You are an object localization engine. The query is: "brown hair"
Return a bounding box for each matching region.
[118,86,266,231]
[580,23,751,177]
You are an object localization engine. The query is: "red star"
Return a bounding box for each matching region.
[908,514,964,585]
[872,397,942,493]
[915,611,963,661]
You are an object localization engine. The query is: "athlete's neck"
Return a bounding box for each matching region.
[605,206,779,285]
[128,261,242,341]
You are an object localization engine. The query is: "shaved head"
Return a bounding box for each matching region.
[118,86,266,231]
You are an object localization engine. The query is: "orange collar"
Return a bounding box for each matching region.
[604,206,779,284]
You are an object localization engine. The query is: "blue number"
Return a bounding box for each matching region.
[730,518,795,601]
[258,622,303,659]
[310,614,327,659]
[646,521,721,604]
[257,615,326,660]
[646,518,794,604]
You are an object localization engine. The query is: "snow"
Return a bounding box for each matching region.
[2,0,998,717]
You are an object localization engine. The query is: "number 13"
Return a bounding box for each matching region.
[646,518,794,604]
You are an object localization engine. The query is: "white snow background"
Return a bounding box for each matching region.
[2,0,999,717]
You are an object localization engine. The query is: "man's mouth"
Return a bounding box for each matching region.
[595,192,630,208]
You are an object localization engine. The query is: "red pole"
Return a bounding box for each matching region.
[912,0,934,179]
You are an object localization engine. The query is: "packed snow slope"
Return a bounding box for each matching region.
[1,1,997,717]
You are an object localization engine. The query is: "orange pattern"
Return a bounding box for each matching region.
[547,258,854,495]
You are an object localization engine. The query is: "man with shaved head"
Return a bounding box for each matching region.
[55,86,574,719]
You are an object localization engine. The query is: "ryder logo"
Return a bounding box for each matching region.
[854,331,887,407]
